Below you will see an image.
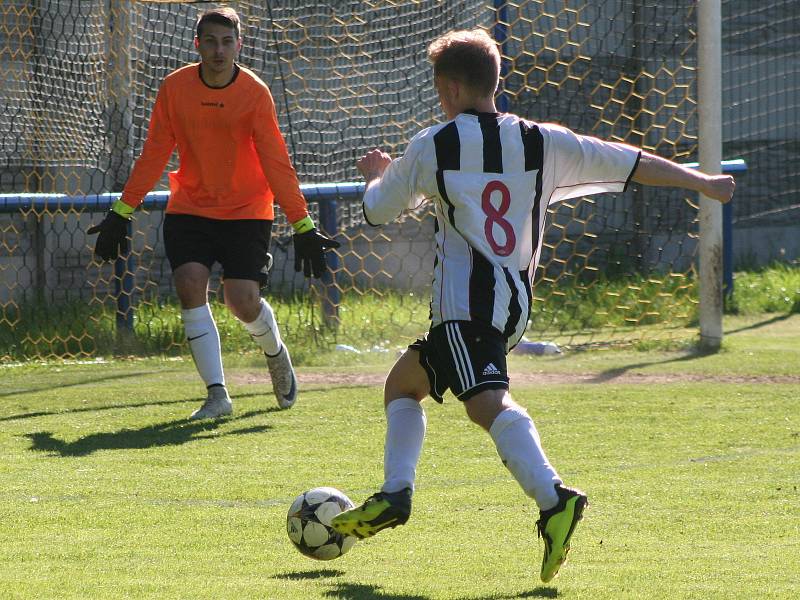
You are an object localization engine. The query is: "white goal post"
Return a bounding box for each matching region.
[698,0,724,350]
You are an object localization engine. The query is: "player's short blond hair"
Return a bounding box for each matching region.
[427,29,500,98]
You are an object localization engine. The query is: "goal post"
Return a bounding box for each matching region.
[697,0,724,350]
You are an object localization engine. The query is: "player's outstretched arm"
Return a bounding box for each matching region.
[631,151,735,203]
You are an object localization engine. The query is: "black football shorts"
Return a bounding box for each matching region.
[410,320,509,403]
[163,213,272,283]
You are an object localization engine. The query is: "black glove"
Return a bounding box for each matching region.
[87,210,130,261]
[293,228,341,278]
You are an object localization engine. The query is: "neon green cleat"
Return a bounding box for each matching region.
[330,488,412,540]
[537,484,588,583]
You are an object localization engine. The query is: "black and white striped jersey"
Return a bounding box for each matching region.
[363,110,641,351]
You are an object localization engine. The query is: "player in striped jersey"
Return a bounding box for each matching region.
[331,29,734,582]
[87,8,339,419]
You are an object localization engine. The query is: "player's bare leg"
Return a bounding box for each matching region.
[469,389,587,583]
[331,350,429,539]
[226,278,297,409]
[176,262,232,419]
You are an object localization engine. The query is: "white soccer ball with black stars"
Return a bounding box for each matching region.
[286,487,357,560]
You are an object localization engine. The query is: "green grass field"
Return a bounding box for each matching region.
[1,315,798,599]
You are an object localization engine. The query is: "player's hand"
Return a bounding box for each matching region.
[293,228,341,278]
[87,210,130,261]
[357,149,392,183]
[702,174,736,204]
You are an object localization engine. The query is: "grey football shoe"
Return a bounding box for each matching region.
[189,386,233,420]
[267,345,298,409]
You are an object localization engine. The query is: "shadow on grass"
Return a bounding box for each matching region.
[452,588,558,600]
[590,346,719,383]
[323,583,430,600]
[321,584,557,600]
[725,312,793,335]
[515,589,559,599]
[272,572,555,600]
[583,313,798,384]
[1,391,277,423]
[23,409,270,456]
[274,569,345,580]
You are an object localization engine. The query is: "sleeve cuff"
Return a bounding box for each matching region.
[362,204,379,227]
[623,151,642,192]
[291,215,315,233]
[111,199,135,219]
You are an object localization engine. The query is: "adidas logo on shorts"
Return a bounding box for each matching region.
[482,362,501,376]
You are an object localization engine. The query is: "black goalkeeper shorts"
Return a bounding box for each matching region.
[410,320,509,403]
[163,213,272,282]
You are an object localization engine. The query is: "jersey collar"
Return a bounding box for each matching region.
[462,108,501,118]
[197,63,241,89]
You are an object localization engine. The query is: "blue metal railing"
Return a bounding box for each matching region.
[0,182,365,212]
[0,159,746,332]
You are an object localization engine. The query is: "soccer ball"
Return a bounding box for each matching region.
[286,487,357,560]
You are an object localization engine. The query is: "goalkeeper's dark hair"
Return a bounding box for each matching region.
[196,6,241,39]
[427,29,500,98]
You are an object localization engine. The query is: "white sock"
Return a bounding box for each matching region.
[242,298,282,356]
[489,406,562,510]
[382,397,426,494]
[182,304,225,389]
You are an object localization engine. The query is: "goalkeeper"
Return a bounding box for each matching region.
[331,29,734,583]
[88,7,339,419]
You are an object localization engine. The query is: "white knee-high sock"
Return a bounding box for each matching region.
[182,304,225,389]
[382,397,427,494]
[490,406,562,510]
[242,298,282,357]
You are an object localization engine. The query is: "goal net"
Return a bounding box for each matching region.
[0,1,796,360]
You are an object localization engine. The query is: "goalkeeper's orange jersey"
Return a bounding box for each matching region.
[120,63,308,223]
